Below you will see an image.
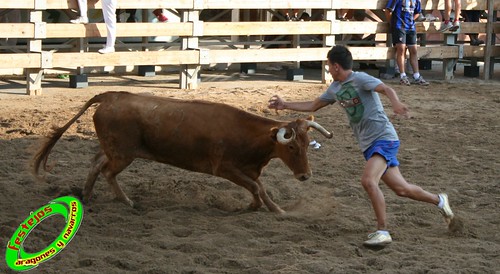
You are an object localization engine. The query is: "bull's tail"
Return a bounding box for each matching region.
[32,92,110,179]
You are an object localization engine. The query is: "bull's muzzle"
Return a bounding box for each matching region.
[295,172,311,181]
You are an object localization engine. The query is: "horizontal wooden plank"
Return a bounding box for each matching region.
[334,22,389,35]
[201,0,332,9]
[463,45,500,58]
[1,45,498,69]
[0,53,40,69]
[208,48,330,63]
[416,46,459,59]
[204,21,331,36]
[23,0,193,9]
[46,23,193,38]
[1,0,497,10]
[0,23,34,38]
[348,46,468,60]
[50,50,200,67]
[3,21,497,39]
[332,0,499,10]
[338,22,500,35]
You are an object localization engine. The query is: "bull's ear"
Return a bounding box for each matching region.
[270,127,279,142]
[306,115,315,122]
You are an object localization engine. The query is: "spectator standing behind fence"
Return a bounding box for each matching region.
[462,10,484,46]
[385,0,429,86]
[70,0,117,54]
[439,0,461,32]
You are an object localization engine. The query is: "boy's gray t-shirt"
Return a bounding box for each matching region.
[319,71,398,152]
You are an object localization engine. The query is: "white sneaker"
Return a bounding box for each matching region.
[449,20,460,32]
[363,231,392,247]
[439,21,453,32]
[425,14,439,22]
[70,16,89,24]
[438,193,454,223]
[416,14,426,22]
[98,47,115,54]
[309,140,321,150]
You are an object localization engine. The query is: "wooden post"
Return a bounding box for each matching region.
[483,0,495,80]
[231,9,240,43]
[384,21,396,79]
[26,8,45,95]
[442,34,457,80]
[322,9,336,84]
[179,9,200,89]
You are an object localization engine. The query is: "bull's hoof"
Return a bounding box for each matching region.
[273,208,286,214]
[247,203,262,211]
[81,194,91,205]
[123,198,134,208]
[110,195,135,208]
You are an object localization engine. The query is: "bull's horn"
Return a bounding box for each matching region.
[307,121,333,139]
[277,128,296,144]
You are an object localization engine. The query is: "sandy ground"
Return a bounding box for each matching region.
[0,66,499,273]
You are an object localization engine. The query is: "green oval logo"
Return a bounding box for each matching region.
[5,196,84,271]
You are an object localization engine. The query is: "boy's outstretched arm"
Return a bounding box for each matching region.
[374,83,409,117]
[268,95,329,112]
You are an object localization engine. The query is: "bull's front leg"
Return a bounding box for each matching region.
[222,170,285,213]
[255,179,285,214]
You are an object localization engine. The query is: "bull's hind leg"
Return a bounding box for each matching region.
[82,150,107,204]
[100,156,134,207]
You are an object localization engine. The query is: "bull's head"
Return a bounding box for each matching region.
[271,116,333,181]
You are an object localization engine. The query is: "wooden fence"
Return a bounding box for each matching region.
[0,0,498,95]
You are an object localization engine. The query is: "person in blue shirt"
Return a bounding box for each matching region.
[268,45,454,247]
[385,0,429,86]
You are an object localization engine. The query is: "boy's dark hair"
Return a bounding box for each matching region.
[327,45,353,70]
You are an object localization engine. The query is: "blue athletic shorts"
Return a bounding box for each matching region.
[363,140,400,168]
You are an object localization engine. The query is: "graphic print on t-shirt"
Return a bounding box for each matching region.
[337,83,364,123]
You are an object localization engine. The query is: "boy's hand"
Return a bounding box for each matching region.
[393,102,409,118]
[268,95,285,110]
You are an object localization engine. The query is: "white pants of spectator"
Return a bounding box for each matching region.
[76,0,117,48]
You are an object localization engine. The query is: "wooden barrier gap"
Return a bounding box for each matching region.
[0,0,498,94]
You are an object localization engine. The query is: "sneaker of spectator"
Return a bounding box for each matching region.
[417,13,439,22]
[449,20,460,31]
[400,76,411,86]
[70,16,89,24]
[424,14,439,21]
[153,9,168,22]
[439,21,452,32]
[413,76,429,86]
[470,39,484,46]
[98,46,115,54]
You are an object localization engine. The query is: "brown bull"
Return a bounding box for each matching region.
[33,91,332,213]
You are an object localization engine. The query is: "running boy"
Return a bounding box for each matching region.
[267,45,454,247]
